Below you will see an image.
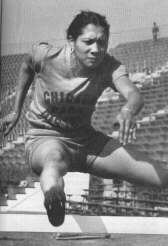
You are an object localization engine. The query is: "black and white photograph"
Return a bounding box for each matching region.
[1,1,168,245]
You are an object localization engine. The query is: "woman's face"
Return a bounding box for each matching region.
[72,24,108,69]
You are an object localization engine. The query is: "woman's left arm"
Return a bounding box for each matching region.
[113,75,144,145]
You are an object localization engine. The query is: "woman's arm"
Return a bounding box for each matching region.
[113,75,144,145]
[14,55,35,116]
[2,54,35,136]
[114,75,144,115]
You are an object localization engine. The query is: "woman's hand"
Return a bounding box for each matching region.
[114,107,137,145]
[0,112,19,137]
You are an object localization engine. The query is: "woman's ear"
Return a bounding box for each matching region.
[68,35,74,42]
[68,37,75,53]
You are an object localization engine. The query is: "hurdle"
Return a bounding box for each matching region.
[1,211,168,234]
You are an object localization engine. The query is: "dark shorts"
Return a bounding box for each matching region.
[24,127,110,173]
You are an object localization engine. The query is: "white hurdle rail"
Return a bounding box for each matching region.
[1,212,168,234]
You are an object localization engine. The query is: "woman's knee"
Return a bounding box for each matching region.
[31,141,70,175]
[42,150,70,176]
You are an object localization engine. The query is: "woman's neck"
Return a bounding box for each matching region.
[70,49,94,77]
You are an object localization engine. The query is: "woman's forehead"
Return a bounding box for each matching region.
[80,24,106,39]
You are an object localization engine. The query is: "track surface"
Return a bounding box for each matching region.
[0,233,168,246]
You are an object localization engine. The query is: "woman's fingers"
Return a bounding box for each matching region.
[132,126,136,140]
[118,120,136,145]
[114,113,137,145]
[0,121,12,137]
[123,119,131,145]
[0,113,19,137]
[119,119,124,144]
[128,122,137,143]
[4,124,12,136]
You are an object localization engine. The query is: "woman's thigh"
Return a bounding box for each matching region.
[25,136,71,175]
[88,138,168,188]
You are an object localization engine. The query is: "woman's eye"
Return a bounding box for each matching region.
[84,40,106,46]
[84,40,94,45]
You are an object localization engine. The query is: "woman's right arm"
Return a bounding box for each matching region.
[2,54,35,136]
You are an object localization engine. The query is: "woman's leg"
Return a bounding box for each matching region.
[30,138,71,226]
[88,139,168,188]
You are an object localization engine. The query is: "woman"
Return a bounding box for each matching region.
[1,11,168,227]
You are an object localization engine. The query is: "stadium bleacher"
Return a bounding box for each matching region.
[110,37,168,73]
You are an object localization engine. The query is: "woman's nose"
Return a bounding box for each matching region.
[90,42,99,53]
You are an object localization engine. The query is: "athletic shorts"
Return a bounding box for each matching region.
[24,126,110,173]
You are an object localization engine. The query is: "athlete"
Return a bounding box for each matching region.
[1,11,168,227]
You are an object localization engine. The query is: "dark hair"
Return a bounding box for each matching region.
[66,10,110,41]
